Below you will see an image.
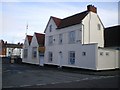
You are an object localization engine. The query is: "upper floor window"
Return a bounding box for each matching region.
[59,34,63,44]
[68,51,75,65]
[32,47,37,58]
[49,25,52,32]
[48,36,53,45]
[97,24,101,30]
[69,31,75,44]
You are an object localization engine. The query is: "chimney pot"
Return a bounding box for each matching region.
[87,5,97,13]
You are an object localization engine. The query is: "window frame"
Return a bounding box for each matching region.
[32,47,37,58]
[106,52,109,56]
[69,31,75,44]
[82,52,86,56]
[68,51,75,65]
[100,52,103,56]
[48,36,53,45]
[59,34,63,44]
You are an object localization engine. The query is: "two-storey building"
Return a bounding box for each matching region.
[44,5,119,70]
[22,33,45,66]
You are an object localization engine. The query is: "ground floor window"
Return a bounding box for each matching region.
[32,47,37,58]
[48,52,53,62]
[68,51,75,65]
[24,49,28,58]
[82,52,86,56]
[100,52,103,56]
[106,52,109,56]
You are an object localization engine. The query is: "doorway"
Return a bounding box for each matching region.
[39,53,44,66]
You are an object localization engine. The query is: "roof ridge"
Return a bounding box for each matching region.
[34,32,45,35]
[57,10,88,29]
[51,16,61,20]
[62,10,88,20]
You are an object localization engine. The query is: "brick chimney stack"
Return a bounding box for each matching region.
[87,5,97,13]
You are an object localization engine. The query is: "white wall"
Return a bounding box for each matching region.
[44,17,98,70]
[116,50,120,68]
[97,48,119,70]
[30,34,39,65]
[82,12,104,47]
[22,37,31,63]
[44,13,119,70]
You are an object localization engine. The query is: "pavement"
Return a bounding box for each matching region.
[2,61,120,89]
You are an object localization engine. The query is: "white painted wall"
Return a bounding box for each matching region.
[30,34,39,65]
[82,12,104,47]
[44,13,119,70]
[97,48,119,70]
[22,37,31,63]
[44,18,99,70]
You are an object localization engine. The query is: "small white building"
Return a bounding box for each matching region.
[44,5,119,70]
[22,35,33,63]
[22,33,45,66]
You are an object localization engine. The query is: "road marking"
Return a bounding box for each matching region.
[19,84,33,87]
[3,75,119,88]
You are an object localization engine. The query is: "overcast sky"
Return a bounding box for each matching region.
[0,1,119,43]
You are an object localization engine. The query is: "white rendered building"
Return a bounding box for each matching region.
[22,33,45,66]
[44,5,119,70]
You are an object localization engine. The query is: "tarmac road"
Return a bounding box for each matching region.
[25,75,119,88]
[2,62,120,89]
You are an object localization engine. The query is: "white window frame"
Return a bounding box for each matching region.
[100,52,103,56]
[48,36,53,45]
[68,51,75,65]
[82,52,86,56]
[106,52,109,56]
[59,34,63,44]
[32,47,37,58]
[69,31,75,44]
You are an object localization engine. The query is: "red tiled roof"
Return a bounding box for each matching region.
[51,16,61,27]
[50,11,88,29]
[34,32,45,46]
[27,35,33,45]
[45,5,97,32]
[57,11,88,29]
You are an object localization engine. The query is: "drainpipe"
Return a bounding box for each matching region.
[81,23,84,45]
[89,12,91,43]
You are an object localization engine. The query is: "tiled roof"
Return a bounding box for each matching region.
[104,25,120,47]
[27,35,33,45]
[51,16,61,27]
[57,11,88,29]
[45,5,97,31]
[34,32,45,46]
[50,11,88,29]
